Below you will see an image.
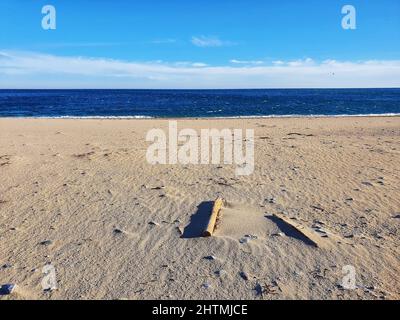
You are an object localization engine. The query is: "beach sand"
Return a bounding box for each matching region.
[0,116,399,300]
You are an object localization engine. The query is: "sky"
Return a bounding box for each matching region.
[0,0,399,88]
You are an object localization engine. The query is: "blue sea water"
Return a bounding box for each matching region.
[0,89,399,118]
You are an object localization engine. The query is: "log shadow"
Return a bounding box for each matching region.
[181,201,213,238]
[266,215,317,247]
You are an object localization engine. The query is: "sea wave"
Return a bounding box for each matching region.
[1,113,400,119]
[211,113,400,119]
[14,115,155,119]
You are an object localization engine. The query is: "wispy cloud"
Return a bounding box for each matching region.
[174,61,208,67]
[1,50,400,89]
[230,59,264,65]
[191,36,236,47]
[272,58,317,67]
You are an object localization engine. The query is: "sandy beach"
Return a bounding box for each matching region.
[0,116,399,300]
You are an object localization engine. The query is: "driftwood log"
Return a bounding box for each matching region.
[203,197,224,237]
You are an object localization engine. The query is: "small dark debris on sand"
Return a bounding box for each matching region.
[73,151,95,158]
[0,284,16,295]
[311,205,324,212]
[151,186,165,190]
[239,234,258,244]
[239,271,249,281]
[113,228,124,235]
[40,240,52,246]
[215,270,226,277]
[202,282,212,289]
[362,181,374,187]
[287,133,315,137]
[254,281,280,297]
[266,197,276,204]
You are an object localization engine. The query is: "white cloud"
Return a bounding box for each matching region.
[230,59,264,65]
[287,58,315,67]
[1,50,400,89]
[271,58,316,67]
[174,61,208,67]
[191,62,208,68]
[191,36,236,47]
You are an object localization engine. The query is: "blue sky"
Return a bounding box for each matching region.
[0,0,399,88]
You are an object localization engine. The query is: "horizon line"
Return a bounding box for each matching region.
[1,87,400,90]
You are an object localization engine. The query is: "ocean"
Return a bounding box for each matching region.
[0,89,399,118]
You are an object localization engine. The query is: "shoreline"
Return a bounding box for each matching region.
[1,113,400,120]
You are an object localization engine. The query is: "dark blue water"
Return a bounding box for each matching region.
[0,89,399,118]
